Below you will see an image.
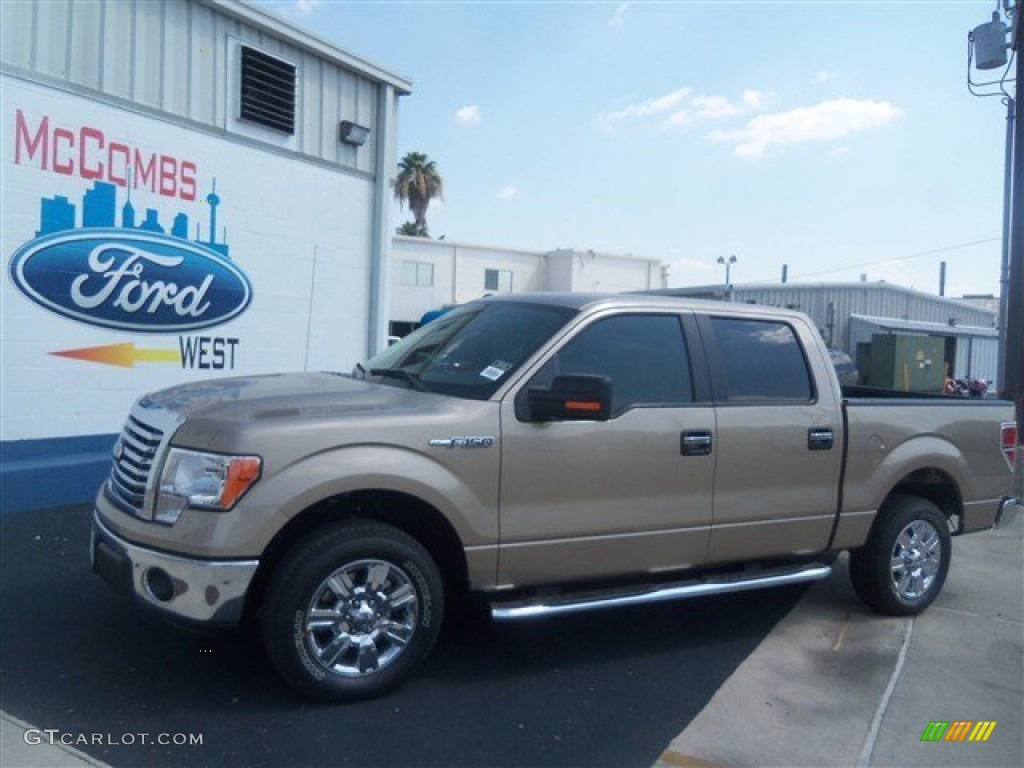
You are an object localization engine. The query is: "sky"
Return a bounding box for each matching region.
[254,0,1017,299]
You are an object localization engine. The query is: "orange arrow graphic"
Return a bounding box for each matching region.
[50,342,181,368]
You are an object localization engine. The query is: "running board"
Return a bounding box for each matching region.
[490,563,832,621]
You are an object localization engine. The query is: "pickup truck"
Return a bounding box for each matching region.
[91,293,1019,701]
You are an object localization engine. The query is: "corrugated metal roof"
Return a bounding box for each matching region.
[850,314,998,338]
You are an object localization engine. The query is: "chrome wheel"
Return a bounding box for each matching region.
[304,559,420,678]
[889,519,942,601]
[849,495,951,616]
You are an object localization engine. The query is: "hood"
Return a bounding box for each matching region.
[139,372,446,441]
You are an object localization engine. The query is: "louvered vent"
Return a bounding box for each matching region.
[240,46,296,134]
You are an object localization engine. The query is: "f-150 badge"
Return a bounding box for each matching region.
[428,437,495,449]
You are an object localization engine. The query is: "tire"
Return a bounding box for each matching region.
[849,495,951,616]
[261,520,444,701]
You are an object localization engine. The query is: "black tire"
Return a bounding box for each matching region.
[261,520,444,701]
[849,495,951,616]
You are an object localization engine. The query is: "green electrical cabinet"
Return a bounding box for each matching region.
[866,334,946,393]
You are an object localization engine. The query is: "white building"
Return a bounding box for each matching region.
[1,0,409,510]
[658,282,1000,389]
[390,236,666,335]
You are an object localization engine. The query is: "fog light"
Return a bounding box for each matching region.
[145,567,175,602]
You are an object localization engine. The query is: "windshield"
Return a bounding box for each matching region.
[359,301,577,400]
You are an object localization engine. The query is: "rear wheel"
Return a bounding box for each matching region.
[849,495,951,616]
[261,520,444,701]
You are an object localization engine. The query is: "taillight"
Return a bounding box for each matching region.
[1001,421,1019,472]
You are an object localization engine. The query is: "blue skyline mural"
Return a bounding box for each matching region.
[36,180,230,259]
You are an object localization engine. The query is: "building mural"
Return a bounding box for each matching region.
[3,77,375,444]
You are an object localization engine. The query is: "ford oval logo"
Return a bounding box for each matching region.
[9,229,252,333]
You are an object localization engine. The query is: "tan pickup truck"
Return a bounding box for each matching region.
[91,294,1019,701]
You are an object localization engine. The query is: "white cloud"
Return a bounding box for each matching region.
[455,105,482,125]
[610,2,629,27]
[692,91,775,119]
[813,71,836,84]
[667,110,693,127]
[497,185,521,201]
[709,98,903,157]
[692,95,742,119]
[600,87,692,125]
[295,0,320,15]
[602,87,776,130]
[741,89,776,110]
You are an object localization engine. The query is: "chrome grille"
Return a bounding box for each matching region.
[108,415,164,516]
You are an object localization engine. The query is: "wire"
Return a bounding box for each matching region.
[789,237,1002,281]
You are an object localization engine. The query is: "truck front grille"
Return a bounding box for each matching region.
[108,415,164,517]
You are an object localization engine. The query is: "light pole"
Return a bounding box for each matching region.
[717,255,738,300]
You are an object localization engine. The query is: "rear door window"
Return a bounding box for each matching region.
[706,317,814,402]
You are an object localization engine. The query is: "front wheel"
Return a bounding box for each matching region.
[849,495,951,616]
[261,520,444,701]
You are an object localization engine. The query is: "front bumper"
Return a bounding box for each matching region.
[91,511,259,625]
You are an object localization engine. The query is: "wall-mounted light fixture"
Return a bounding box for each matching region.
[339,120,370,146]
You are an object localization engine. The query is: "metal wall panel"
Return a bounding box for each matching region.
[2,0,393,175]
[34,0,70,80]
[101,0,133,99]
[131,0,162,108]
[162,0,190,117]
[188,2,217,125]
[68,1,102,92]
[1,1,34,70]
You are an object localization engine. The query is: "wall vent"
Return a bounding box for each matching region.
[239,46,296,134]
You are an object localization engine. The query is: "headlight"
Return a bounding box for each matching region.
[155,448,262,524]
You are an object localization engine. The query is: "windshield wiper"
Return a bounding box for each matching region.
[369,368,425,391]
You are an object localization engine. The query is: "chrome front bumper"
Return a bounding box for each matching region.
[91,512,259,625]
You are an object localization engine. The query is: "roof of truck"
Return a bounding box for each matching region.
[477,291,812,321]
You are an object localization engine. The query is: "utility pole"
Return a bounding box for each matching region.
[1008,5,1024,498]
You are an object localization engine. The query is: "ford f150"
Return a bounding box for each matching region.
[91,294,1019,700]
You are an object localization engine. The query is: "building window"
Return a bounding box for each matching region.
[239,46,296,134]
[402,261,434,287]
[485,269,513,292]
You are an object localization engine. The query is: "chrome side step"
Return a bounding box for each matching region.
[490,563,832,621]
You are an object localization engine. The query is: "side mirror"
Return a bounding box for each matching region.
[527,375,612,422]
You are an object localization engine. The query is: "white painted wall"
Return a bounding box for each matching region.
[390,237,664,324]
[2,76,375,441]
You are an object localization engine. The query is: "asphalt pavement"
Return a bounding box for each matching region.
[3,504,1020,767]
[1,504,800,768]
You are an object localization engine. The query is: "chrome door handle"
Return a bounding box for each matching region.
[681,431,713,456]
[808,428,834,451]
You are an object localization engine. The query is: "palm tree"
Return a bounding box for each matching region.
[393,152,443,238]
[396,221,423,237]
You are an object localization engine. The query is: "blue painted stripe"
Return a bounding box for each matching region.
[1,434,117,514]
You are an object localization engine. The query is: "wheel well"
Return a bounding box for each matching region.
[243,490,470,621]
[885,468,963,533]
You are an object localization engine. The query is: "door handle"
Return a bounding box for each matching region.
[681,431,713,456]
[808,427,834,451]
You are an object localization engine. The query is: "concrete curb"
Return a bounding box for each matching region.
[1,711,111,768]
[655,512,1023,768]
